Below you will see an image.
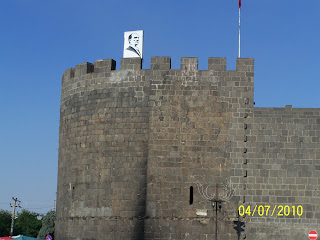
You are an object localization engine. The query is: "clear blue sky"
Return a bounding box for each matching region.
[1,0,319,214]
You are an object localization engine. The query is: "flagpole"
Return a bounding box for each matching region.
[238,5,241,58]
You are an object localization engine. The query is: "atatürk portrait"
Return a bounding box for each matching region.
[126,33,141,58]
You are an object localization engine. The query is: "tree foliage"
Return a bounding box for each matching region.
[0,210,11,236]
[14,209,42,237]
[37,210,55,239]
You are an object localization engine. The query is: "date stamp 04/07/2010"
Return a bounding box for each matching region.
[238,205,303,217]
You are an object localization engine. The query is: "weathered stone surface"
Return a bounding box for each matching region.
[56,57,320,240]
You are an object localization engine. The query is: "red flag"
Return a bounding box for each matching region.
[239,0,241,8]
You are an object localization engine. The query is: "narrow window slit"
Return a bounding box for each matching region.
[190,186,193,205]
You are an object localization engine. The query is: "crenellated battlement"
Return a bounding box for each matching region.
[60,56,255,106]
[62,57,254,83]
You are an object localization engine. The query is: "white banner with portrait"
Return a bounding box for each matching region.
[123,30,143,59]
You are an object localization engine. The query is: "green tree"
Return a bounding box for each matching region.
[14,209,42,237]
[0,210,11,236]
[37,210,55,239]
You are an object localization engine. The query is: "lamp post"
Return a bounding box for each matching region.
[196,181,234,240]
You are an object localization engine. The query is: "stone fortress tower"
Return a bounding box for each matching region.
[56,57,320,240]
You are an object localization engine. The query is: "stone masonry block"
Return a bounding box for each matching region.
[208,58,226,71]
[94,59,116,72]
[151,57,171,70]
[181,57,198,71]
[236,58,254,72]
[62,68,75,83]
[120,58,142,70]
[75,62,94,77]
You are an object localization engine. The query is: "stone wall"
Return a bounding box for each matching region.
[56,56,320,240]
[244,107,320,239]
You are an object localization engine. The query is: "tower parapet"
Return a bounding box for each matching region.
[61,57,254,104]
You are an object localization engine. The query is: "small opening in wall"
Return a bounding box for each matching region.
[190,186,193,205]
